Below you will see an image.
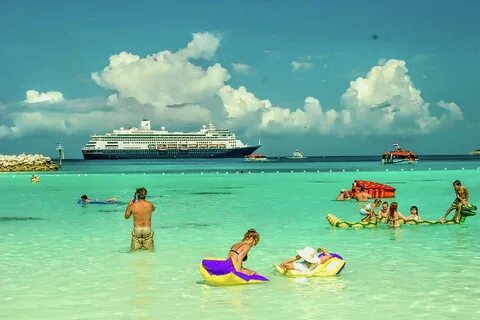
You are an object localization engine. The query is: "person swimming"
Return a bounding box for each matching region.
[79,195,117,204]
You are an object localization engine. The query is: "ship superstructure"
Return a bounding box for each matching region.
[82,120,260,160]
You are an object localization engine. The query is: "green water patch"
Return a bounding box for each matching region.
[310,181,339,184]
[97,209,122,213]
[0,216,45,221]
[160,222,214,229]
[214,186,243,189]
[191,192,233,195]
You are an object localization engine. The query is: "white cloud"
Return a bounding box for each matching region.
[25,90,64,104]
[260,97,338,134]
[291,61,314,72]
[437,100,463,121]
[92,32,229,111]
[340,59,462,134]
[231,63,251,74]
[218,85,271,119]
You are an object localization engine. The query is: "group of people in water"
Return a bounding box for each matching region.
[337,179,471,226]
[70,179,472,279]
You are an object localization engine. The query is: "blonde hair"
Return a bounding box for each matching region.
[242,228,260,245]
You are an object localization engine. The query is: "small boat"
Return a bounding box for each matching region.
[469,149,480,155]
[381,144,418,164]
[244,153,267,161]
[291,149,304,159]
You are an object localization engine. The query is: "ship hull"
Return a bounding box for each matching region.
[82,146,260,160]
[381,159,418,165]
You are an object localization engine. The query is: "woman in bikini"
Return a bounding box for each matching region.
[227,229,260,275]
[360,199,382,222]
[386,202,407,228]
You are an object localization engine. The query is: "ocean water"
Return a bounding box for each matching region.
[1,159,480,320]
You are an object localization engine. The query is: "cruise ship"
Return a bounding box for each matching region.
[81,120,260,160]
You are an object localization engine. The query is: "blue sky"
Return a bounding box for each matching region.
[1,0,479,158]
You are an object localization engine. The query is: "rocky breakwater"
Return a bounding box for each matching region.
[0,154,59,172]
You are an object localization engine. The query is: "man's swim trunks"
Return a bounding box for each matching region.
[131,227,154,251]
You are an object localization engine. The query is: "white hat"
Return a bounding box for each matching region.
[296,246,320,264]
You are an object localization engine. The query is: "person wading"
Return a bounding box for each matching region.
[124,187,156,251]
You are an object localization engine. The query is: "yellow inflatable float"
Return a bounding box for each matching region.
[274,253,346,277]
[199,257,268,285]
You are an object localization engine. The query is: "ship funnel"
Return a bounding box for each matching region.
[140,120,151,130]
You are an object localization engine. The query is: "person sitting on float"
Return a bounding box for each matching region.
[277,246,331,273]
[360,198,382,219]
[227,229,260,275]
[404,205,422,221]
[355,187,372,202]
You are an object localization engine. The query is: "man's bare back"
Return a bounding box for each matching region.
[125,200,155,227]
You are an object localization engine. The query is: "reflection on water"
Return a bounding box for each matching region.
[0,216,44,221]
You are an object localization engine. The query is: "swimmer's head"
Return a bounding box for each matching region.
[135,187,147,200]
[243,228,260,246]
[81,195,88,200]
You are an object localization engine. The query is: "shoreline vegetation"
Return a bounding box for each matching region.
[0,154,59,172]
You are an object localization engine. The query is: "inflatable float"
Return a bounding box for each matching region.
[77,200,118,205]
[200,258,268,285]
[354,180,396,198]
[274,253,346,277]
[326,212,474,229]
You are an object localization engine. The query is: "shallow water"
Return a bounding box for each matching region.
[1,160,479,319]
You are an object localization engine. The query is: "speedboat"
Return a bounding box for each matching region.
[381,144,418,164]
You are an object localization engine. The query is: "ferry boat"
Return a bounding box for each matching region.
[244,153,267,162]
[81,120,260,160]
[381,144,418,164]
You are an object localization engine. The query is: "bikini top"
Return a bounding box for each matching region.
[230,244,248,262]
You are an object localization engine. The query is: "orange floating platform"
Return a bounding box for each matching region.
[353,180,396,198]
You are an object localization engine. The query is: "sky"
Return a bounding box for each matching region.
[1,0,479,158]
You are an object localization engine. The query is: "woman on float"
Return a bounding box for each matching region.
[404,205,422,221]
[386,202,407,228]
[277,246,331,273]
[227,229,260,275]
[360,199,382,222]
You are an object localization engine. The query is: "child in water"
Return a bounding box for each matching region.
[277,246,331,273]
[404,206,422,221]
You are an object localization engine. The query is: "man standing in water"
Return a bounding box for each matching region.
[124,187,155,251]
[440,180,469,223]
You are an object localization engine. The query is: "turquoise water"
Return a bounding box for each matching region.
[1,160,480,319]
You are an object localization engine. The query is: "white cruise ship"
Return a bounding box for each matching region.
[81,120,260,160]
